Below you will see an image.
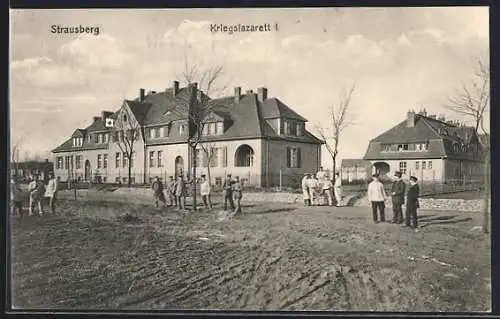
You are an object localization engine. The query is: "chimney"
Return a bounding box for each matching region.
[173,81,179,97]
[246,89,253,94]
[234,87,241,103]
[257,87,268,102]
[101,111,113,120]
[406,109,415,127]
[139,88,145,102]
[93,116,100,123]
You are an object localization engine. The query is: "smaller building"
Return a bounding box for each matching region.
[10,159,53,183]
[340,159,372,183]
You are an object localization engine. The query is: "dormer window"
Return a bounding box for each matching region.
[296,123,303,136]
[72,137,83,147]
[217,122,224,135]
[150,128,156,139]
[87,135,92,143]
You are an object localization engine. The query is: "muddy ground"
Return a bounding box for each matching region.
[10,194,491,312]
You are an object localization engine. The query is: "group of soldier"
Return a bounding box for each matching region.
[150,173,244,216]
[10,172,59,218]
[301,167,343,207]
[367,171,421,231]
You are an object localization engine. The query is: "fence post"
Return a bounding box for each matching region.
[279,169,282,191]
[432,170,436,194]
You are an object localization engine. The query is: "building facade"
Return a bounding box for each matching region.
[10,159,53,183]
[363,109,484,183]
[340,159,372,183]
[52,82,323,187]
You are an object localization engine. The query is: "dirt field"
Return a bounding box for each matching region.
[10,193,491,312]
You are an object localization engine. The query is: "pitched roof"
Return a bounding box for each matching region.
[51,137,108,153]
[260,98,308,121]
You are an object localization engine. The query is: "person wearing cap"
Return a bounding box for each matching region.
[28,174,45,216]
[405,176,420,231]
[232,176,243,215]
[11,176,24,219]
[166,176,176,207]
[44,172,59,214]
[200,174,212,209]
[301,173,311,206]
[175,175,186,210]
[152,176,166,209]
[367,173,388,223]
[222,174,235,211]
[307,174,319,205]
[390,171,406,224]
[322,174,334,206]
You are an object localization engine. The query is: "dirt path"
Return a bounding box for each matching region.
[10,198,491,311]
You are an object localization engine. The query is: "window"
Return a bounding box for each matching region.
[179,124,185,135]
[235,145,254,167]
[122,177,128,183]
[422,161,426,170]
[220,147,227,167]
[296,123,302,136]
[149,151,155,167]
[428,161,432,169]
[123,152,128,168]
[56,157,63,169]
[149,128,156,139]
[65,156,69,169]
[87,135,92,143]
[202,124,209,136]
[103,154,108,169]
[103,177,107,183]
[284,120,291,135]
[115,177,120,183]
[104,134,109,143]
[217,122,224,135]
[157,151,163,167]
[399,161,407,175]
[97,134,103,144]
[210,123,217,135]
[115,152,120,168]
[415,161,419,170]
[97,154,102,169]
[286,147,301,168]
[210,148,219,167]
[381,144,391,152]
[76,155,82,169]
[159,127,165,138]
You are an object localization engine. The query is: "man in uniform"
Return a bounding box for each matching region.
[151,176,166,209]
[232,176,243,216]
[222,174,235,211]
[405,176,420,231]
[390,171,406,224]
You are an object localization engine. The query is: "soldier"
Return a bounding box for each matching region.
[405,176,420,231]
[200,174,212,209]
[166,176,176,207]
[232,176,243,215]
[44,172,59,214]
[390,171,406,224]
[367,173,388,224]
[28,175,45,216]
[222,174,235,211]
[175,175,186,211]
[151,176,166,209]
[11,176,23,219]
[301,173,311,206]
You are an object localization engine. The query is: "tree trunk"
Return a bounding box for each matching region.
[207,165,212,186]
[191,145,197,211]
[332,156,337,175]
[128,157,132,188]
[482,154,490,233]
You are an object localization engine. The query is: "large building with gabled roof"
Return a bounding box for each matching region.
[52,82,324,187]
[363,109,485,183]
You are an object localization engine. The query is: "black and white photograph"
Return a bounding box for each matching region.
[9,7,491,312]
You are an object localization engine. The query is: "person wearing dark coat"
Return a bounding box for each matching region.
[390,171,406,224]
[405,176,420,231]
[222,174,235,211]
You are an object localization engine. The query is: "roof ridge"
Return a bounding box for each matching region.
[419,116,443,139]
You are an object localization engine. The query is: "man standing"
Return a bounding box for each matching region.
[333,172,343,207]
[151,176,166,209]
[175,175,186,211]
[166,176,176,207]
[307,174,319,206]
[405,176,420,231]
[11,177,23,219]
[390,171,406,224]
[367,174,387,224]
[200,174,212,209]
[301,173,310,206]
[28,175,45,216]
[232,176,243,216]
[44,172,59,214]
[322,175,334,206]
[222,174,235,211]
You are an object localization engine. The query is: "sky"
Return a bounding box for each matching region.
[10,7,489,168]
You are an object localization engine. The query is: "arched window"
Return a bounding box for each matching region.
[235,144,254,167]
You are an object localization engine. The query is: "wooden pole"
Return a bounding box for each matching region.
[279,169,282,191]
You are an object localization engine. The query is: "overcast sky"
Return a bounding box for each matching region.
[10,7,489,167]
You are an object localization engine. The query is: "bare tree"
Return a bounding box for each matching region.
[171,49,227,211]
[199,142,218,185]
[113,107,144,188]
[446,57,490,233]
[316,83,357,174]
[11,136,24,178]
